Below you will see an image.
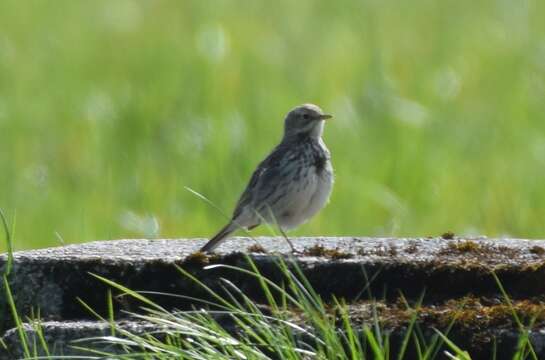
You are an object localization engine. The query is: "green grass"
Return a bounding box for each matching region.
[58,258,543,359]
[1,254,540,358]
[74,257,462,359]
[1,0,545,250]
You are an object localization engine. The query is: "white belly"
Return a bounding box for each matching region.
[276,161,334,230]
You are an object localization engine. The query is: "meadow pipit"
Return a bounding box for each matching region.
[200,104,334,252]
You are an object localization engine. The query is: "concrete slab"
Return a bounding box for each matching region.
[2,237,545,324]
[2,236,545,359]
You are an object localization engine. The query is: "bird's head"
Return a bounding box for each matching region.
[283,104,332,139]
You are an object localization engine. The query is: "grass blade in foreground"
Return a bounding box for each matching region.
[0,209,13,276]
[2,276,31,358]
[72,256,536,359]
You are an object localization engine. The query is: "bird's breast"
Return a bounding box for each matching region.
[308,139,332,176]
[278,139,333,229]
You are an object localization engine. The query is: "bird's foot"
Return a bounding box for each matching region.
[284,237,303,255]
[277,227,303,254]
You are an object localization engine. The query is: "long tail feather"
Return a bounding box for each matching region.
[200,222,235,253]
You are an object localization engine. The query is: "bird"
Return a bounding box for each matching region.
[200,103,334,253]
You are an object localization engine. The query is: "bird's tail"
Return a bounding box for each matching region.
[200,222,236,253]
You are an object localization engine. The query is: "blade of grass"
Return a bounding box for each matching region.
[30,317,51,358]
[184,186,256,240]
[242,255,280,312]
[201,263,300,306]
[175,265,241,311]
[492,272,538,360]
[363,325,385,360]
[89,273,167,313]
[107,289,115,337]
[433,328,471,360]
[3,275,31,358]
[397,290,425,360]
[334,297,364,359]
[0,209,13,276]
[76,297,107,322]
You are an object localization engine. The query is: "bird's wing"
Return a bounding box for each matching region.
[232,142,293,220]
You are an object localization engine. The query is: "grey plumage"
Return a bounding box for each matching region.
[200,104,334,253]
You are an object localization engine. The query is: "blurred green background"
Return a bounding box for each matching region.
[1,0,545,251]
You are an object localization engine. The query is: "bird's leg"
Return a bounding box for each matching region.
[279,227,300,254]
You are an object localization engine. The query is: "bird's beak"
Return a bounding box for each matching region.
[318,114,332,120]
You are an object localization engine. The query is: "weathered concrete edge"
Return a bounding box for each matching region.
[2,237,545,326]
[2,236,544,261]
[0,320,161,360]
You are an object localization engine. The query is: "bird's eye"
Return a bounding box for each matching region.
[302,113,310,120]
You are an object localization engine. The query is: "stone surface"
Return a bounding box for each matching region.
[2,237,545,323]
[0,320,164,359]
[2,236,545,359]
